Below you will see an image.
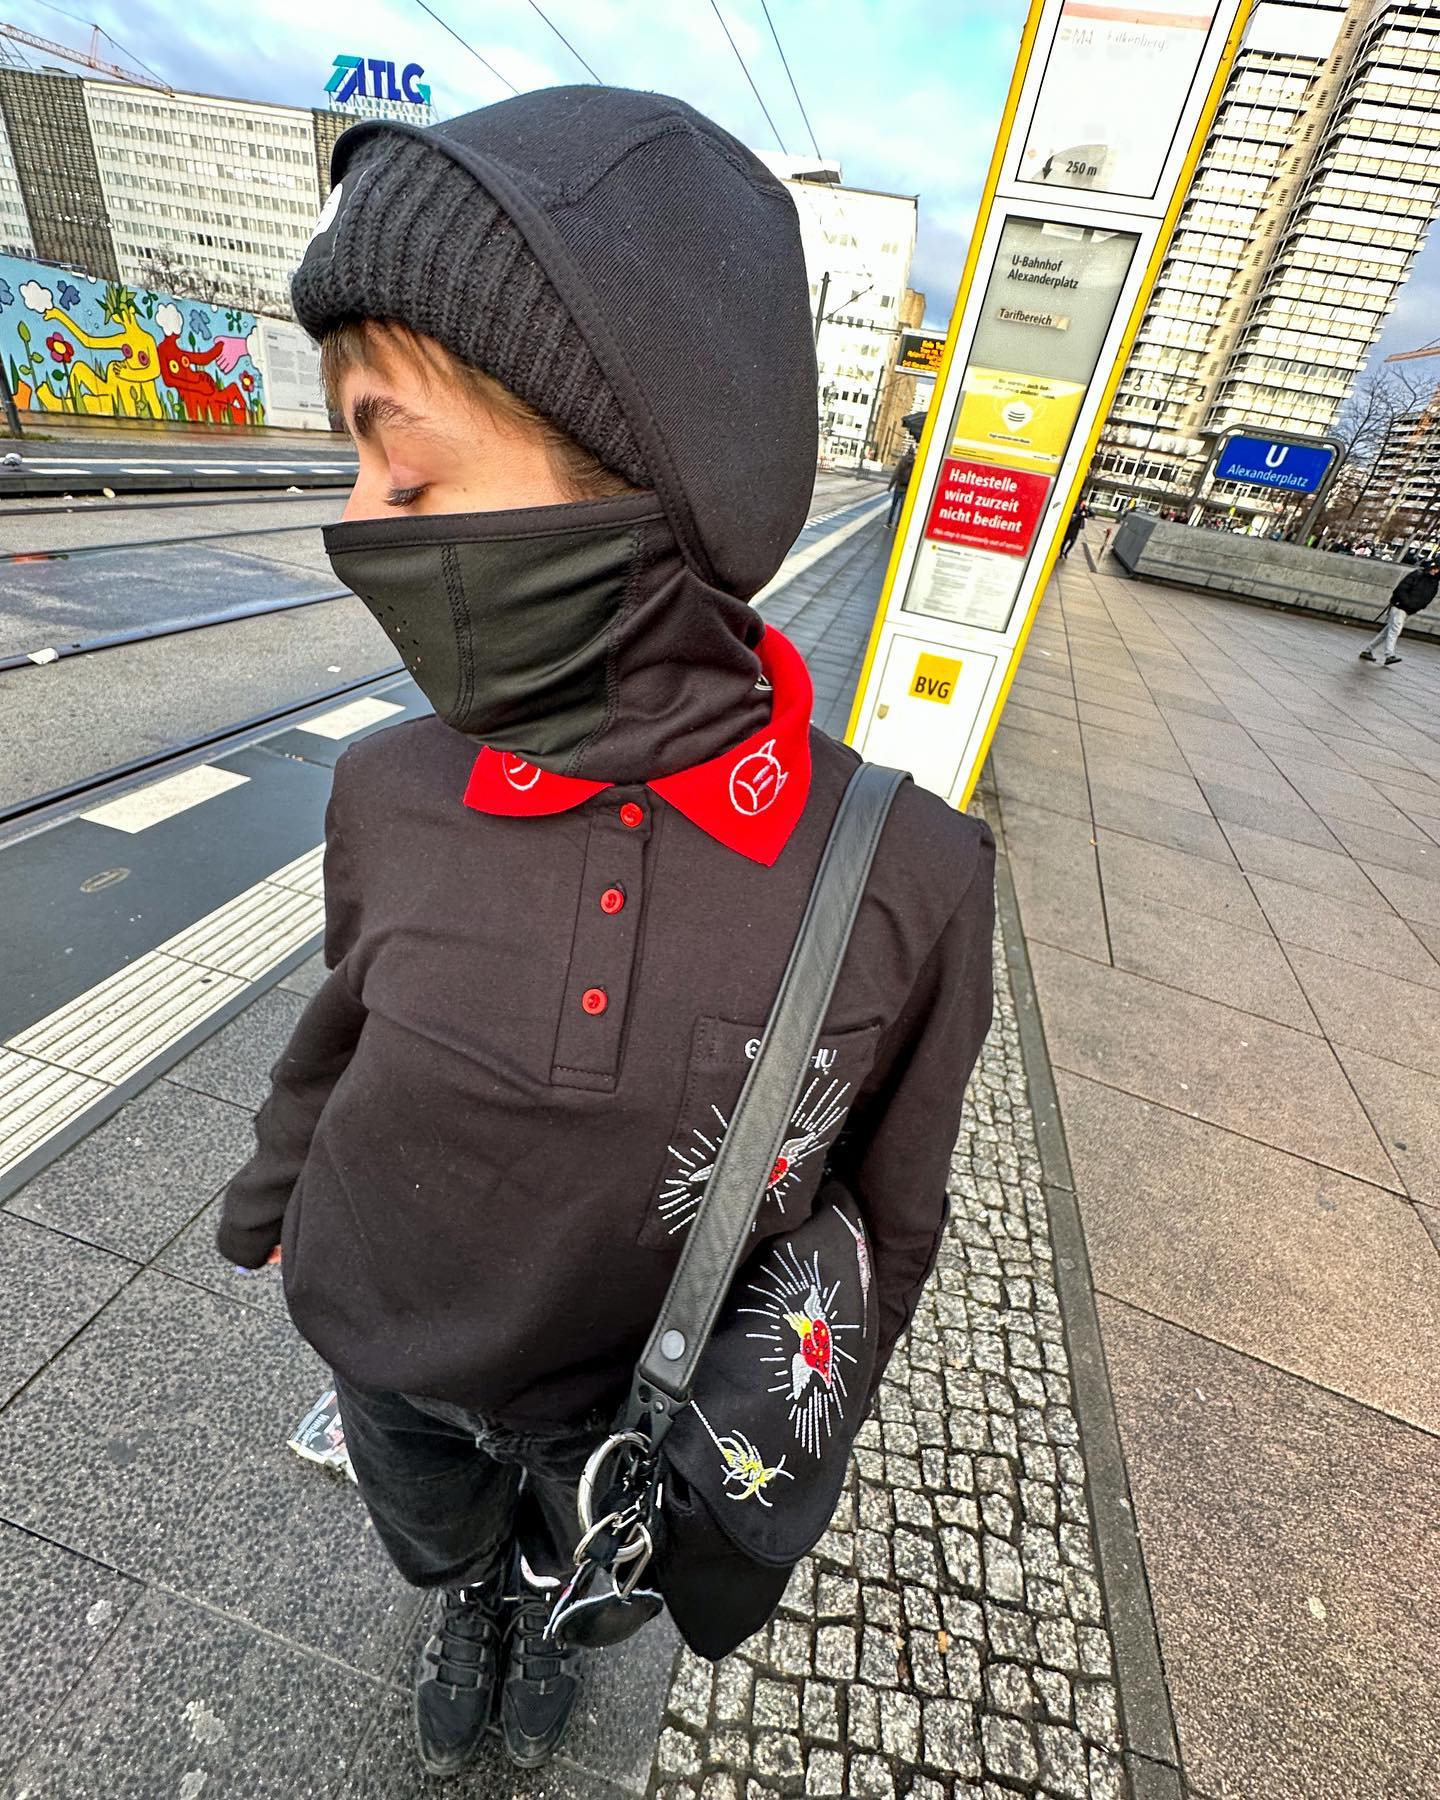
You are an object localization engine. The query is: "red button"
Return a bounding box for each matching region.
[581,986,608,1015]
[619,803,644,828]
[600,886,626,915]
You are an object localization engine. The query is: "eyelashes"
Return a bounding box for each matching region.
[385,484,427,508]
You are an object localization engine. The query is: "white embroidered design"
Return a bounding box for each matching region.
[739,1244,861,1457]
[307,182,344,245]
[692,1404,792,1505]
[834,1207,871,1326]
[500,753,544,792]
[728,738,788,816]
[658,1075,852,1237]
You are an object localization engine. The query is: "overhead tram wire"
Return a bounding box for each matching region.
[523,0,603,82]
[708,0,790,154]
[758,0,823,163]
[412,0,521,95]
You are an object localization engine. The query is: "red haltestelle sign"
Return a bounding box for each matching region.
[924,457,1050,557]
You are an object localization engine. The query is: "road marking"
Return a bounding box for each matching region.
[80,765,249,834]
[295,696,405,740]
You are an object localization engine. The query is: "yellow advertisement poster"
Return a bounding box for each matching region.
[950,367,1086,473]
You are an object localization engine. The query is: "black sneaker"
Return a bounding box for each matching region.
[413,1578,505,1776]
[1385,655,1402,665]
[1359,650,1376,661]
[501,1588,583,1769]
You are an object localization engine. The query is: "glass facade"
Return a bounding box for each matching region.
[1094,0,1440,515]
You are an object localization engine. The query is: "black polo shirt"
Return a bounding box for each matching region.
[219,628,994,1426]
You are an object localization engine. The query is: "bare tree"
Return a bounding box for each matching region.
[136,248,266,317]
[1323,363,1434,530]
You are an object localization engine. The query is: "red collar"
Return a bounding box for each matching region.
[462,626,813,866]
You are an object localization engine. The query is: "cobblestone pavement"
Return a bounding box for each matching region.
[650,919,1128,1800]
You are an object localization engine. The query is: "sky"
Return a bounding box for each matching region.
[8,0,1439,378]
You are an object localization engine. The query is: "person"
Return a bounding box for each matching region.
[1359,558,1440,665]
[216,87,994,1780]
[886,441,915,526]
[1059,494,1089,558]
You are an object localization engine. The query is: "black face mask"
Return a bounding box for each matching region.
[323,494,666,761]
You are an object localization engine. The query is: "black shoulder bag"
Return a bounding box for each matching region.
[548,762,906,1661]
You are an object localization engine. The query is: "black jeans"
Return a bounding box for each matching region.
[334,1375,605,1589]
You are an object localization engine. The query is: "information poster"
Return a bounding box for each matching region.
[949,218,1139,475]
[901,215,1137,633]
[1019,0,1221,198]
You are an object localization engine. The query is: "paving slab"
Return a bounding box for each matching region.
[1,1587,383,1800]
[0,1519,142,1776]
[1061,1074,1440,1431]
[1286,946,1440,1079]
[159,1192,290,1318]
[1029,943,1399,1188]
[993,798,1109,962]
[1357,857,1440,926]
[1193,779,1341,849]
[1333,1045,1440,1208]
[1220,823,1392,908]
[0,1270,419,1678]
[1103,887,1316,1033]
[1098,1299,1440,1800]
[1095,828,1262,930]
[1088,786,1235,862]
[1247,871,1440,987]
[6,1079,254,1260]
[166,987,310,1111]
[0,1212,133,1405]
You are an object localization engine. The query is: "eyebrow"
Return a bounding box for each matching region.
[348,392,434,441]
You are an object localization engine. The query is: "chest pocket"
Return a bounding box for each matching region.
[637,1015,883,1251]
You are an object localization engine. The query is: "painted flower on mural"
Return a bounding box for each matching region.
[57,281,80,309]
[45,333,74,364]
[188,308,212,343]
[239,369,256,393]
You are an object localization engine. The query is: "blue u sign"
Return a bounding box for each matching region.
[327,55,431,106]
[1213,434,1334,495]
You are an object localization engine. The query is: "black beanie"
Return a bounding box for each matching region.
[292,86,819,601]
[292,133,650,493]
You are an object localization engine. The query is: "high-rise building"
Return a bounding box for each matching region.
[759,154,918,464]
[0,67,386,317]
[1091,0,1440,519]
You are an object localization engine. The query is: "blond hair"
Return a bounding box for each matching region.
[319,319,635,502]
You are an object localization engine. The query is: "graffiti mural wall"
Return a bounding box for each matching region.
[0,254,265,425]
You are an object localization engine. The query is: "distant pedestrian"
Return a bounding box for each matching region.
[1359,559,1440,666]
[1059,496,1089,559]
[886,443,915,526]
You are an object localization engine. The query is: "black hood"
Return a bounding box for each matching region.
[301,87,819,601]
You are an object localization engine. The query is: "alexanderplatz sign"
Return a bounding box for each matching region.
[847,0,1254,808]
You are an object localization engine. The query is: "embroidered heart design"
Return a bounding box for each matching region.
[802,1317,832,1385]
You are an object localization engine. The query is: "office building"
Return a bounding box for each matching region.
[0,66,370,317]
[760,154,918,463]
[1091,0,1440,519]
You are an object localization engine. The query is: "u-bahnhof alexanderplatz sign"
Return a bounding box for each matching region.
[847,0,1254,808]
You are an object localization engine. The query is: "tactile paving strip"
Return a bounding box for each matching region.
[1,843,325,1179]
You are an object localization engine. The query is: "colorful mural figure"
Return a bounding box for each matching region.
[0,254,265,424]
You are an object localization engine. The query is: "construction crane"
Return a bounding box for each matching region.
[1384,339,1440,364]
[0,22,172,91]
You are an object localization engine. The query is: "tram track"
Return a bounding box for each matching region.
[0,660,406,838]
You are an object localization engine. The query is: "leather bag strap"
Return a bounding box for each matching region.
[629,762,906,1423]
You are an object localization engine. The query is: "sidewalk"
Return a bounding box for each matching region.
[8,511,1434,1797]
[989,538,1440,1800]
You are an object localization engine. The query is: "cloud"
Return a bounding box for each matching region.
[154,301,183,337]
[19,279,53,313]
